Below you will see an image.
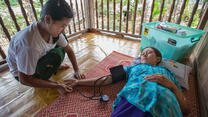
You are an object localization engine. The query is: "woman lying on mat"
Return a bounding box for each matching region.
[65,47,190,117]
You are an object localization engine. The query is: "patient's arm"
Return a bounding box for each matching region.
[171,85,190,116]
[64,75,113,87]
[144,74,190,115]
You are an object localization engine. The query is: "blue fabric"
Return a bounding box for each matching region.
[113,63,183,117]
[111,97,152,117]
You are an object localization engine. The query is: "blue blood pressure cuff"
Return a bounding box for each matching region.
[109,65,127,83]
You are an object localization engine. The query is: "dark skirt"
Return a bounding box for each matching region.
[111,98,152,117]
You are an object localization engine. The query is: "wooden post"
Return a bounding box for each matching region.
[168,0,176,22]
[176,0,187,24]
[0,16,11,41]
[197,4,208,30]
[80,0,86,29]
[4,0,21,32]
[0,46,6,59]
[139,0,146,35]
[188,0,199,27]
[159,0,165,21]
[84,0,94,30]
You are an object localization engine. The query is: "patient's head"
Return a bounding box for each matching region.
[141,47,162,66]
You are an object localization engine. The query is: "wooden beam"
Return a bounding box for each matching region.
[29,0,38,21]
[197,4,208,29]
[188,0,199,27]
[95,0,99,28]
[168,0,176,22]
[125,0,130,33]
[80,0,85,29]
[75,0,81,30]
[18,0,30,26]
[4,0,21,31]
[0,16,11,41]
[113,0,116,31]
[176,0,187,24]
[84,0,94,29]
[94,29,141,38]
[119,0,123,32]
[159,0,165,21]
[149,0,155,22]
[139,0,146,35]
[69,0,76,32]
[107,0,109,30]
[132,0,138,34]
[66,29,87,38]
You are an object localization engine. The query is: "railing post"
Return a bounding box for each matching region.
[197,4,208,30]
[0,46,6,59]
[84,0,94,30]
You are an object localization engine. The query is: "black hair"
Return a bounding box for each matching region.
[40,0,73,21]
[143,47,162,64]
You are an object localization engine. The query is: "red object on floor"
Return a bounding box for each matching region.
[35,51,134,117]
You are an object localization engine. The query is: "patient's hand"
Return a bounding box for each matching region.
[144,73,177,91]
[64,78,78,87]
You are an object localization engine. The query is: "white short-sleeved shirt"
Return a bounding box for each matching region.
[6,22,68,77]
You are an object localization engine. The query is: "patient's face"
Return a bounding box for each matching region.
[141,48,160,66]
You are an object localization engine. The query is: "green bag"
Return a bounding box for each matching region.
[33,46,65,80]
[33,33,68,80]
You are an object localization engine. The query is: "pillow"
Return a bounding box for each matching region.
[131,56,192,89]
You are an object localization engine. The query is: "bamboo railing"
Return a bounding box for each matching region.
[93,0,207,38]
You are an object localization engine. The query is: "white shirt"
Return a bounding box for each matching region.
[6,22,68,77]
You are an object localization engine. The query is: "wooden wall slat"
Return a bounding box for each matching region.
[95,0,99,28]
[176,0,187,24]
[119,0,123,32]
[18,0,30,26]
[159,0,165,21]
[168,0,176,22]
[29,0,38,21]
[69,0,76,32]
[113,0,116,31]
[132,0,138,34]
[0,16,11,41]
[75,0,81,30]
[139,0,146,35]
[80,0,85,29]
[125,0,130,33]
[149,0,155,22]
[4,0,21,32]
[101,0,104,29]
[188,0,199,27]
[107,0,109,30]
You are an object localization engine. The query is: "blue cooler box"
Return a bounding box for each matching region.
[141,22,205,61]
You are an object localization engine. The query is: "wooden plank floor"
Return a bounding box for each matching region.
[0,33,141,117]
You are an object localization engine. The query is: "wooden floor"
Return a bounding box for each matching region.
[0,33,141,117]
